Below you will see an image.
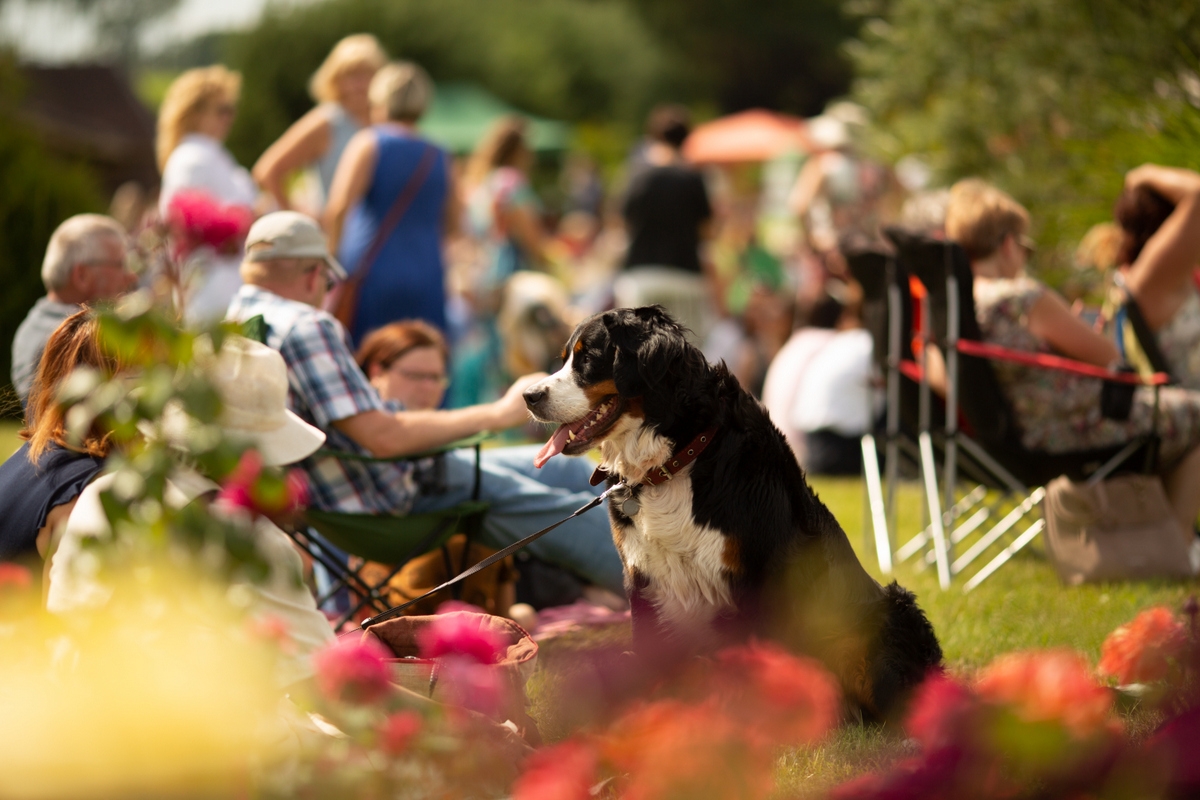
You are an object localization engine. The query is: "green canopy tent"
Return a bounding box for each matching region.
[418,82,570,155]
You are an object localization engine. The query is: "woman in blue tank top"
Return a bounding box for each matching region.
[325,61,453,345]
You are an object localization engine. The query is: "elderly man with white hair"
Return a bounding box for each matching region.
[11,214,136,403]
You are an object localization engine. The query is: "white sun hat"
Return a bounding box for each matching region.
[197,336,326,466]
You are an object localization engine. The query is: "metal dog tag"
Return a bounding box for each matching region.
[619,496,641,517]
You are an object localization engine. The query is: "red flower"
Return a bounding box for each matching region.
[378,710,423,756]
[1098,606,1188,686]
[976,650,1112,737]
[216,450,310,519]
[417,610,506,664]
[604,699,775,800]
[905,673,978,750]
[166,191,253,258]
[711,640,840,746]
[312,636,394,705]
[514,740,599,800]
[0,563,33,592]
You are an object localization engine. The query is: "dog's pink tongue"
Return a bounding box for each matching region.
[534,425,573,468]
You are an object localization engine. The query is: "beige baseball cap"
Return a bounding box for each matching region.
[244,211,347,280]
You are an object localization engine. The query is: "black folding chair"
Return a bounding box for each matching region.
[900,236,1167,591]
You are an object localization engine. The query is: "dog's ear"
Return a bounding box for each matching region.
[605,306,700,407]
[603,308,648,397]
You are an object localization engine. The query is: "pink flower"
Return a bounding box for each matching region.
[0,563,33,592]
[312,637,394,705]
[166,191,253,258]
[418,611,506,664]
[1098,606,1188,686]
[216,450,310,519]
[976,650,1112,737]
[711,640,841,746]
[378,710,422,755]
[905,673,978,750]
[513,740,598,800]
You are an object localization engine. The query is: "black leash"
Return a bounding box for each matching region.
[359,481,625,629]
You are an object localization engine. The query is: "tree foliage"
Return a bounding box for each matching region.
[624,0,858,116]
[0,55,102,411]
[847,0,1200,259]
[223,0,670,167]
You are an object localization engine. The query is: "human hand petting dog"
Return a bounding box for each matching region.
[494,372,549,429]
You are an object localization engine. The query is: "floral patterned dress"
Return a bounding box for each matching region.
[1155,289,1200,391]
[974,275,1200,466]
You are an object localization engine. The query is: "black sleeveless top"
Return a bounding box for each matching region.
[0,442,105,561]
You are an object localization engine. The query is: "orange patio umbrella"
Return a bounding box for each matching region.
[683,109,812,164]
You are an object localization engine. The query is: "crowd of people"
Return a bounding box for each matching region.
[6,32,1200,681]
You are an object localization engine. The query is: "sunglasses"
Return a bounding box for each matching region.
[213,103,237,118]
[306,263,338,291]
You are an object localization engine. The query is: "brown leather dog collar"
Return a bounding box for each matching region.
[589,427,719,487]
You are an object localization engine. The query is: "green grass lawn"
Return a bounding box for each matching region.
[530,475,1200,797]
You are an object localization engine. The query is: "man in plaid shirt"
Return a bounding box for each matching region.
[226,212,624,594]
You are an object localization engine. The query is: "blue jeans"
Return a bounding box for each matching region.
[410,446,625,594]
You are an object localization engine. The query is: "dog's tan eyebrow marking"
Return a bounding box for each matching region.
[560,345,568,361]
[573,339,584,354]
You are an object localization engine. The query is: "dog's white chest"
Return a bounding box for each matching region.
[618,475,733,639]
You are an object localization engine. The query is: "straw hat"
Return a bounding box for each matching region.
[197,336,325,466]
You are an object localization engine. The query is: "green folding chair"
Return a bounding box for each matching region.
[238,314,492,628]
[289,433,491,629]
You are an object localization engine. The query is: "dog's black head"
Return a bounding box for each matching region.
[525,305,715,466]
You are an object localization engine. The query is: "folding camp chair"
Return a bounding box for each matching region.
[899,235,1167,591]
[237,314,492,628]
[288,433,491,629]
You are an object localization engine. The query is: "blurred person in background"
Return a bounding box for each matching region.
[0,310,122,574]
[324,61,452,344]
[252,34,388,213]
[455,116,549,405]
[356,319,451,412]
[10,215,135,405]
[616,104,716,345]
[157,65,258,323]
[1110,165,1200,388]
[947,179,1200,533]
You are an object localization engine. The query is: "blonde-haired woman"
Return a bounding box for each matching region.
[323,61,453,343]
[252,34,388,211]
[157,65,257,323]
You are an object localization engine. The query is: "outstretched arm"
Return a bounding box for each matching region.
[252,107,333,211]
[323,129,378,255]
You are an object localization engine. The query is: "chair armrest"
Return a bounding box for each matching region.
[956,340,1169,386]
[313,431,495,463]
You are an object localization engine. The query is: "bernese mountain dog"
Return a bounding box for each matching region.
[524,305,942,721]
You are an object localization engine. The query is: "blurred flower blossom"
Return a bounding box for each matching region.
[976,650,1112,737]
[418,610,506,664]
[312,637,394,705]
[513,740,599,800]
[905,673,979,751]
[215,449,309,519]
[166,191,253,259]
[377,710,423,756]
[246,614,294,655]
[1098,606,1188,686]
[604,699,774,800]
[711,640,840,746]
[0,563,33,592]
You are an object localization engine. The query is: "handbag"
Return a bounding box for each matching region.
[325,144,440,332]
[1043,473,1195,585]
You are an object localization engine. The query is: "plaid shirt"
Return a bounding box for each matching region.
[226,285,415,514]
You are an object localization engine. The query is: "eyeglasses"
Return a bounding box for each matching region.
[306,263,338,291]
[213,103,237,118]
[389,366,449,388]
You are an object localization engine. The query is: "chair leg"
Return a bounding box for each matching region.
[919,431,952,589]
[951,487,1046,576]
[963,519,1045,593]
[861,434,893,574]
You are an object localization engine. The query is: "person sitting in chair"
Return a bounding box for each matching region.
[945,179,1200,533]
[225,211,625,597]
